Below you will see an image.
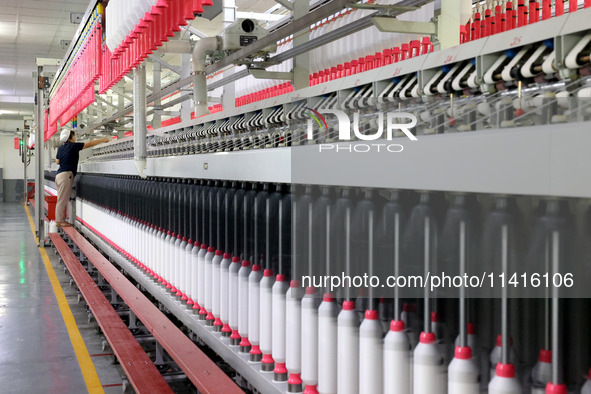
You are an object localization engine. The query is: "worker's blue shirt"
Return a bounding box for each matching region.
[56,142,84,176]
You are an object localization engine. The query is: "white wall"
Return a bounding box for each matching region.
[0,119,32,180]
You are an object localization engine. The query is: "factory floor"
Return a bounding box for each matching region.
[0,202,123,393]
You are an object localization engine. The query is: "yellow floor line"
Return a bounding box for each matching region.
[24,204,104,394]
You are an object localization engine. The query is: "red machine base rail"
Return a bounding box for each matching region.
[62,227,242,394]
[49,232,173,394]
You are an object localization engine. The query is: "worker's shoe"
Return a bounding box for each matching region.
[56,222,72,228]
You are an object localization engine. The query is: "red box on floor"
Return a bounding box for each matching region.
[44,196,57,221]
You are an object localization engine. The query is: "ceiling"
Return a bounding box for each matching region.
[0,0,91,121]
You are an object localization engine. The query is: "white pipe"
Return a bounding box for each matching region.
[229,257,242,345]
[384,320,411,393]
[170,234,182,296]
[139,222,147,267]
[238,260,251,352]
[301,287,319,392]
[162,231,176,291]
[132,65,147,179]
[317,294,338,394]
[337,301,359,394]
[248,264,263,361]
[260,269,275,371]
[188,241,199,308]
[359,310,383,394]
[220,253,232,336]
[236,11,285,21]
[212,250,223,330]
[286,282,304,392]
[174,235,183,297]
[272,275,288,381]
[159,40,192,53]
[204,246,216,324]
[150,224,158,278]
[179,237,188,299]
[163,230,171,288]
[191,37,221,117]
[197,244,208,318]
[159,230,169,286]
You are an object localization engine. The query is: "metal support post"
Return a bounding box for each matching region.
[23,128,28,203]
[180,53,192,122]
[293,0,310,90]
[434,0,471,49]
[222,0,237,111]
[35,66,45,245]
[153,61,162,129]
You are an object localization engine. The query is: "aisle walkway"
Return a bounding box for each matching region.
[0,203,96,393]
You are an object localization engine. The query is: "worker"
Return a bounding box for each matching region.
[55,130,109,227]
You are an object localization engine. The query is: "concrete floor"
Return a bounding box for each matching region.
[0,202,123,393]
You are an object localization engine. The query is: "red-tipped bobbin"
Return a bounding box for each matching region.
[497,334,514,347]
[538,349,552,363]
[303,384,318,394]
[250,344,262,361]
[420,332,436,344]
[221,323,232,337]
[239,336,251,352]
[261,353,275,371]
[545,383,568,394]
[365,310,379,320]
[390,320,405,332]
[274,362,288,381]
[496,363,516,378]
[288,373,303,393]
[455,346,473,360]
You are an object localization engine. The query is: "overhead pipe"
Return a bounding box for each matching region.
[159,40,192,53]
[191,36,222,117]
[133,65,147,179]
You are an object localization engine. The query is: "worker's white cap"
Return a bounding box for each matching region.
[59,129,70,143]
